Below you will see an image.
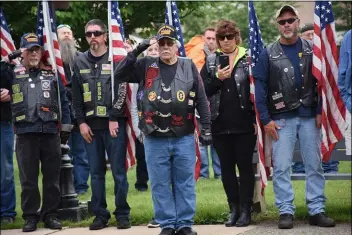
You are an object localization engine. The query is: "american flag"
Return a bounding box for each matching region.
[312,1,346,161]
[109,1,136,170]
[165,0,186,57]
[165,0,201,180]
[36,1,67,86]
[0,8,19,64]
[248,1,269,194]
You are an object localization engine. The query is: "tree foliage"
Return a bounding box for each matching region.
[333,1,352,32]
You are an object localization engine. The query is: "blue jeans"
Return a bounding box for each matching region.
[199,144,221,178]
[0,122,16,218]
[68,130,90,193]
[84,119,130,221]
[144,134,196,230]
[272,117,326,216]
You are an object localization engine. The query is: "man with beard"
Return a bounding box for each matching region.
[253,5,335,229]
[57,24,90,195]
[72,19,130,230]
[1,33,71,232]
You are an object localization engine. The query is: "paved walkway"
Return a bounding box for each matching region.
[1,223,351,235]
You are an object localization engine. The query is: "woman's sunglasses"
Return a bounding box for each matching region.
[85,31,105,38]
[277,17,297,26]
[216,34,235,41]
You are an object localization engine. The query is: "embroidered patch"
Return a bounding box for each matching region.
[171,115,184,126]
[188,100,194,106]
[189,91,196,98]
[83,92,91,102]
[83,83,89,93]
[145,67,159,89]
[12,92,23,104]
[16,115,26,121]
[137,90,144,100]
[145,117,153,124]
[275,101,286,110]
[272,93,283,100]
[12,84,20,94]
[43,91,50,98]
[86,110,94,116]
[102,64,111,70]
[177,90,185,102]
[97,106,107,116]
[148,91,157,102]
[150,62,158,68]
[187,113,193,120]
[41,80,50,91]
[15,74,29,79]
[80,69,91,74]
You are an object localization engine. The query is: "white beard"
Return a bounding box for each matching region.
[59,39,77,66]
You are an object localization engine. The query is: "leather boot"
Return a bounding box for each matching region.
[236,203,252,227]
[225,202,240,227]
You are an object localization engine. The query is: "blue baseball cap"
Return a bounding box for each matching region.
[20,33,42,49]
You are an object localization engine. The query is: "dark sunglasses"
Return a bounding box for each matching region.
[277,17,297,26]
[85,31,105,37]
[158,39,175,47]
[216,34,235,41]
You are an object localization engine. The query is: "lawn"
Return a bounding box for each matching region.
[1,158,351,230]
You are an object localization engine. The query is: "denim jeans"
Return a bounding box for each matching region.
[144,134,196,230]
[84,119,130,222]
[68,130,90,193]
[199,144,221,178]
[292,160,339,173]
[272,117,326,216]
[0,122,16,218]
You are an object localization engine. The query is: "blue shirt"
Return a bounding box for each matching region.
[253,38,321,125]
[338,30,351,113]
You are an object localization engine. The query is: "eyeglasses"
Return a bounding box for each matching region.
[277,17,297,26]
[216,34,235,41]
[57,24,71,30]
[158,39,175,47]
[85,31,105,38]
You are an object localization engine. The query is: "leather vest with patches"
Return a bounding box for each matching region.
[267,39,318,114]
[137,57,196,136]
[11,65,59,123]
[76,52,114,119]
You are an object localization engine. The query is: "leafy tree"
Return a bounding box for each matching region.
[333,1,352,32]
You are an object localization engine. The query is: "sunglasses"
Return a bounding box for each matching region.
[277,17,297,26]
[216,34,235,41]
[85,31,105,38]
[158,39,175,47]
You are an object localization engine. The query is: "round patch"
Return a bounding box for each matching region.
[148,91,157,102]
[284,68,288,72]
[177,90,185,102]
[43,91,50,98]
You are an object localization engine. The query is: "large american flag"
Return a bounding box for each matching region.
[165,0,186,57]
[109,1,136,170]
[0,8,19,64]
[165,0,201,180]
[248,1,269,194]
[36,1,67,86]
[312,1,346,161]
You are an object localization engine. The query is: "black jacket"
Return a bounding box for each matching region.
[0,62,13,123]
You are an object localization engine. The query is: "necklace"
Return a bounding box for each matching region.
[223,47,238,55]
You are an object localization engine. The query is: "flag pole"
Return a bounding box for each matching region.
[166,0,172,24]
[108,1,115,102]
[42,0,62,120]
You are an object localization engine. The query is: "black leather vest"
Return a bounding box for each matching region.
[206,52,252,120]
[11,65,59,123]
[267,39,318,114]
[137,57,196,136]
[76,52,113,119]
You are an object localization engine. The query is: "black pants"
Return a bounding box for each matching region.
[16,133,62,221]
[135,138,149,189]
[213,132,257,205]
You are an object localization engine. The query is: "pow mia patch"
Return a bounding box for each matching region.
[177,90,185,102]
[43,91,50,98]
[41,80,51,91]
[189,91,195,98]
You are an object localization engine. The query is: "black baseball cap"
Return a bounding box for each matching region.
[301,23,314,33]
[20,33,42,49]
[156,24,177,41]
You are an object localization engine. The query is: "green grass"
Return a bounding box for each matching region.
[1,159,351,230]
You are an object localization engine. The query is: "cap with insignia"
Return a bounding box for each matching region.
[156,24,177,41]
[20,33,42,50]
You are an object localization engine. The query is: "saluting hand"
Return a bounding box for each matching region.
[79,123,94,143]
[109,121,119,138]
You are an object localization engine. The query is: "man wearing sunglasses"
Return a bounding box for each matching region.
[253,5,335,229]
[1,33,71,232]
[116,24,212,235]
[71,19,130,230]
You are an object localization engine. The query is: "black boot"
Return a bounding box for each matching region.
[236,203,252,227]
[225,202,240,227]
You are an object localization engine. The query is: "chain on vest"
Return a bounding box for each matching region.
[137,57,196,136]
[79,63,113,119]
[266,39,318,114]
[11,65,59,123]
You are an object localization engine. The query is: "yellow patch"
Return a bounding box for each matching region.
[148,91,157,102]
[15,74,29,79]
[101,70,111,75]
[177,90,185,102]
[189,91,195,98]
[97,106,107,116]
[83,83,89,92]
[16,115,25,121]
[83,92,91,102]
[86,110,94,116]
[80,69,91,74]
[12,84,20,94]
[12,92,23,104]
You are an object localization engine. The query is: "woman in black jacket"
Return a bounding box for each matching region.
[200,19,257,227]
